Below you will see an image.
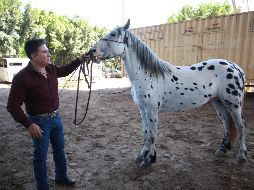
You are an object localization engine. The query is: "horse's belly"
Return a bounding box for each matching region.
[160,97,210,112]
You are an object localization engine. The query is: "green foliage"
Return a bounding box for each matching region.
[0,0,107,64]
[0,0,22,57]
[167,1,236,24]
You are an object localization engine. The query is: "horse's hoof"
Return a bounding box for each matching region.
[215,150,226,157]
[236,152,247,164]
[134,155,143,167]
[138,161,150,169]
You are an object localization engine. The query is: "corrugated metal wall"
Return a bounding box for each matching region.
[130,12,254,83]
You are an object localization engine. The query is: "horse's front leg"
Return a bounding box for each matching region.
[134,108,158,168]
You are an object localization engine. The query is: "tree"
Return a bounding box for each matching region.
[0,0,107,64]
[0,0,22,57]
[167,1,236,24]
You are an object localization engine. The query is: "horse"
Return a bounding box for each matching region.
[91,19,247,167]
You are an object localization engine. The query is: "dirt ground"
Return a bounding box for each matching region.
[0,78,254,190]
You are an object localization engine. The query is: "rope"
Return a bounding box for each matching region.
[57,50,96,125]
[73,57,94,125]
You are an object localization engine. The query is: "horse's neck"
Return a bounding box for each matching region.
[121,35,176,81]
[121,48,142,80]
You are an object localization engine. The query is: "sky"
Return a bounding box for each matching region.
[20,0,254,29]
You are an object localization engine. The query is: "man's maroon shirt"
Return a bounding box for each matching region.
[7,58,81,128]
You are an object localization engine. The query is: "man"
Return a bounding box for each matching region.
[7,38,88,190]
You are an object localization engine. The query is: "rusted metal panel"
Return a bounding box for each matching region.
[130,12,254,83]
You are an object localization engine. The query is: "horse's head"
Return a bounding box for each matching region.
[91,19,130,60]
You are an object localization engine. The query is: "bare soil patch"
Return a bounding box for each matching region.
[0,79,254,190]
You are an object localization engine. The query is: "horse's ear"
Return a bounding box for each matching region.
[123,19,130,30]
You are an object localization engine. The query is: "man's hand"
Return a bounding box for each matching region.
[27,123,43,139]
[79,54,91,63]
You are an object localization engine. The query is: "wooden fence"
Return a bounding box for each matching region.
[127,11,254,84]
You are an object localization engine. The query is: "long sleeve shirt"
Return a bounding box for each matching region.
[7,58,82,128]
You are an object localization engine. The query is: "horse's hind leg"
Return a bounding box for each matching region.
[229,108,247,163]
[212,100,232,156]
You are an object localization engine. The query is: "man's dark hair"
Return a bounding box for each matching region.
[24,38,46,59]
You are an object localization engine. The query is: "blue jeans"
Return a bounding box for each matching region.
[29,113,67,190]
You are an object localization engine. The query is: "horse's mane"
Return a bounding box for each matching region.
[126,30,172,78]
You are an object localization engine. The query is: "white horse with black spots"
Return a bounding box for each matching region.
[91,19,247,167]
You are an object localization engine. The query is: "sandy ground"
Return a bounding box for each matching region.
[0,78,254,190]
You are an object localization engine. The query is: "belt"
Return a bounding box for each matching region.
[35,110,59,117]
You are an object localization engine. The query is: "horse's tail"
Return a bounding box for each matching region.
[228,116,238,142]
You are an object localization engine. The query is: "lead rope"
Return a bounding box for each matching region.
[73,57,94,125]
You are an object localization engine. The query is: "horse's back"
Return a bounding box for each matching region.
[160,59,246,111]
[189,59,245,104]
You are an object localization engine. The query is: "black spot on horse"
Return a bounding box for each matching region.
[150,119,153,122]
[232,90,238,96]
[193,83,197,85]
[235,81,241,89]
[234,104,239,108]
[209,83,213,86]
[219,61,228,65]
[164,92,166,95]
[180,93,184,95]
[192,103,196,105]
[227,73,233,79]
[176,87,179,90]
[203,85,205,89]
[144,95,147,98]
[228,84,235,89]
[208,94,212,97]
[204,95,208,98]
[148,94,151,97]
[190,67,196,70]
[184,88,189,90]
[158,101,161,107]
[226,88,231,94]
[198,66,204,71]
[171,79,174,82]
[202,62,207,65]
[227,68,234,73]
[151,85,153,89]
[173,75,178,81]
[190,88,194,91]
[150,136,155,144]
[224,100,233,105]
[176,67,181,70]
[207,65,215,70]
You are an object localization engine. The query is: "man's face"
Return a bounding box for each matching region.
[31,44,51,66]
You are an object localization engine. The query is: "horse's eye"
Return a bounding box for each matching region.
[110,33,116,37]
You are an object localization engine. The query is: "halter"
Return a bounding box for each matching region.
[99,31,128,59]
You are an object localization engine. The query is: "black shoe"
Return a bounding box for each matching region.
[55,177,76,186]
